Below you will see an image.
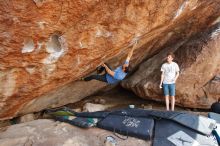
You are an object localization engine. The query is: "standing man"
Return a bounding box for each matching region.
[82,42,137,84]
[159,52,180,111]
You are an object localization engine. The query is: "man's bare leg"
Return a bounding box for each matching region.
[165,96,169,111]
[171,96,175,111]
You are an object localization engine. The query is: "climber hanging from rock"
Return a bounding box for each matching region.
[82,40,138,84]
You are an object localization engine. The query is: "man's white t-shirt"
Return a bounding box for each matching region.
[161,62,180,84]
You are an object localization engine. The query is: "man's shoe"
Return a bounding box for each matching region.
[97,66,105,74]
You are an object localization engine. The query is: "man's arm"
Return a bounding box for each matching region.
[160,71,164,88]
[174,71,179,82]
[102,63,115,77]
[174,64,180,82]
[125,41,137,62]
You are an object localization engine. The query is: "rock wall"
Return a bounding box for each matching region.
[0,0,220,119]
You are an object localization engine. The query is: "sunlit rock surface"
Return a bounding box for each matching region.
[0,0,220,119]
[0,119,150,146]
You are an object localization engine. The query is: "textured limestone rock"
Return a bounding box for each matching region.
[83,103,108,112]
[122,24,220,109]
[17,113,36,123]
[0,0,220,119]
[203,75,220,102]
[0,119,150,146]
[17,80,107,116]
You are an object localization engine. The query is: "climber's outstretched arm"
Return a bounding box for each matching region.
[125,41,138,63]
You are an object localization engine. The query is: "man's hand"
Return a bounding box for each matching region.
[159,83,162,89]
[133,39,138,46]
[129,37,138,47]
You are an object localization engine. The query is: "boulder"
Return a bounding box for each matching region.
[83,103,108,112]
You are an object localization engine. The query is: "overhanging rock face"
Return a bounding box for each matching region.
[0,0,220,120]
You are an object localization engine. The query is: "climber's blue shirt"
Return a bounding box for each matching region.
[106,61,129,84]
